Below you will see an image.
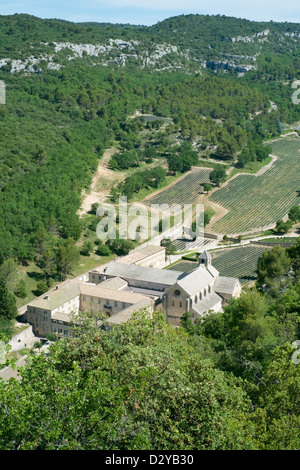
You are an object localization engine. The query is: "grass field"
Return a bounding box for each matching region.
[167,245,267,284]
[209,137,300,234]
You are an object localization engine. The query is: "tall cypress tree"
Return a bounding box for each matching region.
[0,278,17,320]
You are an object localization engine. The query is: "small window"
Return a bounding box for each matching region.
[173,289,181,298]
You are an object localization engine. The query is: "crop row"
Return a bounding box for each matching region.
[209,138,300,234]
[171,237,211,252]
[211,245,267,283]
[145,167,212,207]
[167,245,267,284]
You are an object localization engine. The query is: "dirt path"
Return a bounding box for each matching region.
[199,195,229,233]
[77,148,122,216]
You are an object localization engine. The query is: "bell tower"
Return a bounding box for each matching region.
[198,249,211,268]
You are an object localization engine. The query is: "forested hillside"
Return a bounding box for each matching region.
[0,12,300,451]
[1,14,299,257]
[0,13,299,317]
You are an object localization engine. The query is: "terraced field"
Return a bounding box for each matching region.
[167,245,267,284]
[211,245,267,283]
[167,260,197,274]
[209,137,300,235]
[145,167,212,207]
[171,237,212,252]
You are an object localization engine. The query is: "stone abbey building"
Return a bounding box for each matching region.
[26,247,241,337]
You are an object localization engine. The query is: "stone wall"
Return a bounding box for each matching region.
[8,324,36,351]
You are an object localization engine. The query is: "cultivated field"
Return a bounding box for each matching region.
[167,245,267,284]
[211,245,267,283]
[144,167,212,207]
[209,137,300,235]
[171,237,212,252]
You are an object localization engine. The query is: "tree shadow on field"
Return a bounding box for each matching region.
[27,271,45,282]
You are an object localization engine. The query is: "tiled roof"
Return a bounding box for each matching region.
[106,298,154,325]
[192,291,223,315]
[103,261,182,286]
[97,276,128,290]
[117,245,165,264]
[176,267,214,296]
[79,283,148,304]
[28,282,81,311]
[213,276,239,295]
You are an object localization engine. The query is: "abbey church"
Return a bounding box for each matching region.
[26,246,241,336]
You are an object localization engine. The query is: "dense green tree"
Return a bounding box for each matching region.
[287,237,300,280]
[80,241,93,257]
[38,248,57,279]
[209,165,227,186]
[256,245,291,294]
[33,227,51,262]
[203,183,212,193]
[105,238,133,256]
[253,344,300,450]
[0,311,256,450]
[142,146,157,163]
[288,205,300,223]
[14,280,27,299]
[56,238,80,280]
[275,219,293,234]
[160,238,176,256]
[96,243,112,257]
[35,281,48,296]
[110,150,140,170]
[0,259,18,291]
[0,278,17,321]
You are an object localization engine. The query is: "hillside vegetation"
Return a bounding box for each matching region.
[0,12,299,324]
[0,13,300,451]
[0,239,300,449]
